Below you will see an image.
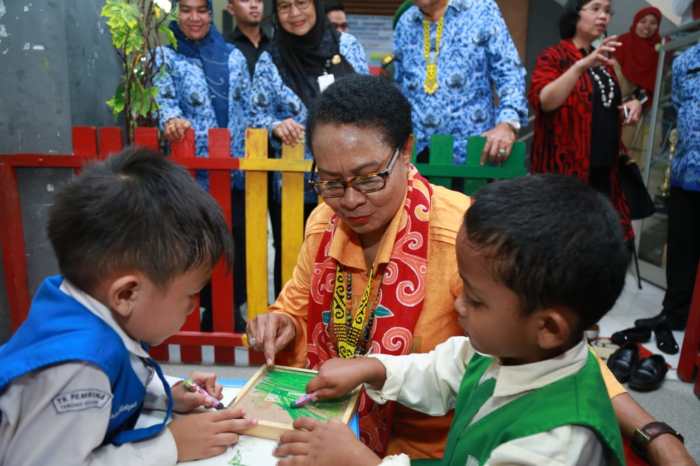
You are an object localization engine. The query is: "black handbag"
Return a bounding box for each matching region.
[618,154,655,220]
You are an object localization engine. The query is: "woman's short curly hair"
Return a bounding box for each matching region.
[559,0,591,39]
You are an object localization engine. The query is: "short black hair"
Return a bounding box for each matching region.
[463,174,629,335]
[48,147,234,292]
[559,0,589,39]
[324,0,344,13]
[306,74,412,153]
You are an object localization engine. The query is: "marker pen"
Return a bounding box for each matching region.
[290,392,318,409]
[182,379,224,409]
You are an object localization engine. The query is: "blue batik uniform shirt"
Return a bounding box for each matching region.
[393,0,528,164]
[671,42,700,192]
[251,32,369,202]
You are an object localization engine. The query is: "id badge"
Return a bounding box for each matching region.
[318,73,335,93]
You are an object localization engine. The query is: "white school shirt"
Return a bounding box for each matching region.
[0,280,177,466]
[367,337,608,466]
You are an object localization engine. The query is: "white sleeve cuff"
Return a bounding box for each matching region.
[363,354,402,404]
[379,454,411,466]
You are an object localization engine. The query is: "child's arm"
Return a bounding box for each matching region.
[305,357,387,399]
[0,362,177,466]
[365,336,474,416]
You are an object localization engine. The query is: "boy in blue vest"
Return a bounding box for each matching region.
[0,148,255,465]
[274,174,629,466]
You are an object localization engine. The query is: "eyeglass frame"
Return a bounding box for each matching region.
[277,0,312,16]
[309,146,403,198]
[579,4,614,17]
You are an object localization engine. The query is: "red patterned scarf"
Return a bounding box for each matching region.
[306,167,432,455]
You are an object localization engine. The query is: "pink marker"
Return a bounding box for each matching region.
[290,392,318,409]
[183,379,224,409]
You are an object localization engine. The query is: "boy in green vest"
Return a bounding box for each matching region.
[274,174,628,466]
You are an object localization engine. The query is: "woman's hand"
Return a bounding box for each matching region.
[620,99,642,126]
[575,36,621,71]
[246,312,297,366]
[275,418,381,466]
[169,407,256,461]
[481,123,517,165]
[273,118,305,146]
[163,118,192,142]
[171,371,223,413]
[306,357,386,400]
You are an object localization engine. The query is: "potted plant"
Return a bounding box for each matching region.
[101,0,176,141]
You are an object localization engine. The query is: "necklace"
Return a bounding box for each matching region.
[422,16,444,95]
[589,66,616,108]
[332,266,382,358]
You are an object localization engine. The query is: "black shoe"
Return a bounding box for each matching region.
[654,324,679,355]
[635,312,686,331]
[607,343,640,384]
[629,355,668,391]
[611,327,651,346]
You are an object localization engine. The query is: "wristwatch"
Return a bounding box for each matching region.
[631,421,684,460]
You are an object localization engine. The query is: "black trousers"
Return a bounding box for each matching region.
[662,187,700,323]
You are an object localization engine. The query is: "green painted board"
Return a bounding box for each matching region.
[230,365,359,440]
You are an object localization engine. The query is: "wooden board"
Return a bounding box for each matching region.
[229,365,360,441]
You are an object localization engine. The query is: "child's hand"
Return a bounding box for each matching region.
[306,358,386,400]
[275,418,380,466]
[168,407,256,461]
[172,371,223,413]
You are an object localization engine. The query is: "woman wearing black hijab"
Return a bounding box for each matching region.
[251,0,368,293]
[252,0,368,146]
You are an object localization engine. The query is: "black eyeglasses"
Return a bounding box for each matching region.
[309,147,401,198]
[277,0,312,16]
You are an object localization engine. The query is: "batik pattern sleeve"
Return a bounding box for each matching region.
[671,44,700,191]
[0,362,177,466]
[481,0,528,128]
[250,51,307,133]
[364,337,474,415]
[152,46,219,160]
[339,32,369,74]
[154,47,185,130]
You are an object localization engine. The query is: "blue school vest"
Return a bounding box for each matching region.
[0,275,173,446]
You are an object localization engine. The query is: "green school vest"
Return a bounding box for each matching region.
[412,352,625,466]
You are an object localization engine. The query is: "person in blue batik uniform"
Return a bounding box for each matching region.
[393,0,528,166]
[636,41,700,333]
[154,0,233,189]
[250,0,368,293]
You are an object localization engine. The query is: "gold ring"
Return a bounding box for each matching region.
[498,148,507,156]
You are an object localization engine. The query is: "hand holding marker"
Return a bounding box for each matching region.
[290,392,318,409]
[182,379,224,409]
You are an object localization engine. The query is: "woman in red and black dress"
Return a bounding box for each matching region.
[529,0,642,240]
